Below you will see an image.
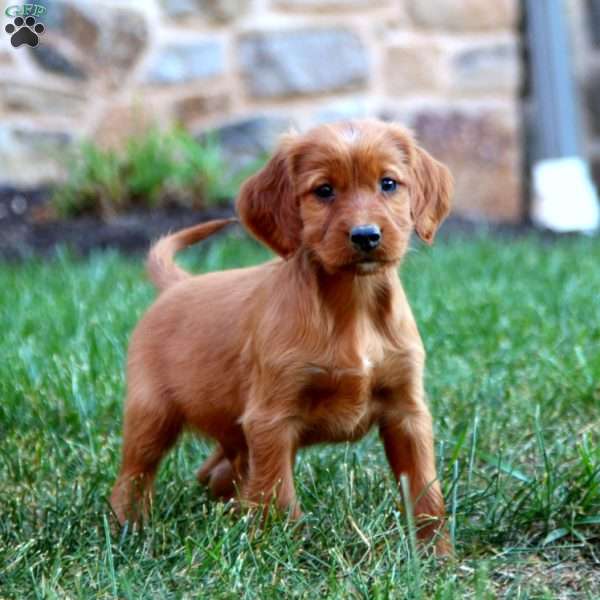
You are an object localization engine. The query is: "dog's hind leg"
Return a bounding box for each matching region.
[197,446,236,498]
[197,446,226,484]
[197,440,248,499]
[110,385,183,526]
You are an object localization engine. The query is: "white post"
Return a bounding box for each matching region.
[526,0,599,233]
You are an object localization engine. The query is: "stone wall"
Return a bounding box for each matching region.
[0,0,523,222]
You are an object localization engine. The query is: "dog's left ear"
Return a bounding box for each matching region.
[236,139,302,258]
[409,146,453,244]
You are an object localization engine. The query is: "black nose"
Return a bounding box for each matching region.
[350,224,381,252]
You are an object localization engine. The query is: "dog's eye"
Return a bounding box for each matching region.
[314,184,334,200]
[380,178,398,193]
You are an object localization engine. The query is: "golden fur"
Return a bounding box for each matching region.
[110,119,453,553]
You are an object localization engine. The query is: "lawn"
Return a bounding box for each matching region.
[1,232,599,598]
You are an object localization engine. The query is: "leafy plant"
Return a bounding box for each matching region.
[52,143,125,217]
[52,127,254,218]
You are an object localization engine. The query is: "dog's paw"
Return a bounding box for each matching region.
[431,535,454,559]
[5,16,44,48]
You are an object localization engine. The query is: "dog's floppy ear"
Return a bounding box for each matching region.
[236,140,302,258]
[409,146,453,244]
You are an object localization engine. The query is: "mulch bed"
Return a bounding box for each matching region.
[0,186,235,260]
[0,185,567,260]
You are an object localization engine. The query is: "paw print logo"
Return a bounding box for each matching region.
[5,16,45,48]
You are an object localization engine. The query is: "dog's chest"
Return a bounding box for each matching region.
[298,338,394,444]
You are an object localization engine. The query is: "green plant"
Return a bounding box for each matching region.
[52,142,125,217]
[123,128,180,208]
[52,127,253,218]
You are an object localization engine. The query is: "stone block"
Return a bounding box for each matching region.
[0,125,72,185]
[385,38,446,94]
[162,0,248,22]
[29,45,87,80]
[201,116,292,171]
[387,105,523,222]
[405,0,518,31]
[30,1,148,83]
[449,38,520,95]
[144,40,224,85]
[313,99,369,123]
[94,105,155,150]
[0,51,14,66]
[0,82,87,116]
[238,29,368,98]
[161,0,199,17]
[102,8,148,72]
[41,1,99,55]
[176,93,231,125]
[274,0,388,10]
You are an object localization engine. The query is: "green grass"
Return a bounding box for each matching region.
[1,233,599,598]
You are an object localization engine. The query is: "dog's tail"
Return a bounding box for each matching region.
[147,218,237,292]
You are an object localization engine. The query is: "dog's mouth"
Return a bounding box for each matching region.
[314,246,400,275]
[355,260,381,274]
[353,254,398,266]
[349,256,398,274]
[356,257,378,264]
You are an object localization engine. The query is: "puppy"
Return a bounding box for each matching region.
[110,119,452,553]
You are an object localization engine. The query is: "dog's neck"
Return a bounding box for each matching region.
[291,248,400,327]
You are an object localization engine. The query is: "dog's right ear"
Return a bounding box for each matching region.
[236,141,302,258]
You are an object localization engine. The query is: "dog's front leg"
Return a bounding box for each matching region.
[241,416,301,518]
[379,387,450,554]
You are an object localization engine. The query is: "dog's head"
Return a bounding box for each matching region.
[237,119,452,275]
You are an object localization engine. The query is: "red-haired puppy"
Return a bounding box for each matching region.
[110,119,453,553]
